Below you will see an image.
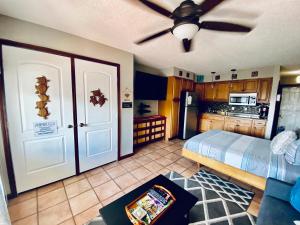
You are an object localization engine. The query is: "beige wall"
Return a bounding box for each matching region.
[0,15,135,193]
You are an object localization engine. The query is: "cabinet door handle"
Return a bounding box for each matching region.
[79,123,87,127]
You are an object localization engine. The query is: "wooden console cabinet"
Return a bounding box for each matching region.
[133,115,166,147]
[199,113,267,138]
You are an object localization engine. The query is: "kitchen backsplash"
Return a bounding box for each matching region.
[200,102,269,115]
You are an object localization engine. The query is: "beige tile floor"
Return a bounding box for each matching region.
[8,139,263,225]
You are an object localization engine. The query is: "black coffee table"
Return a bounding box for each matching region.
[100,175,198,225]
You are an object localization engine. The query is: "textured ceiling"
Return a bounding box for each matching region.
[0,0,300,74]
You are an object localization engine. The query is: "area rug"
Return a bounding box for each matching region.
[86,169,256,225]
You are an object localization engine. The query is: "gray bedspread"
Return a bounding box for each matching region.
[184,130,300,184]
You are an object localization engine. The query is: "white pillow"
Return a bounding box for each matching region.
[271,131,297,155]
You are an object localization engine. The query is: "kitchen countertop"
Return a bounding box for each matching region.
[202,112,267,121]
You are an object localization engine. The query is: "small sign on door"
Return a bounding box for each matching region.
[33,121,58,136]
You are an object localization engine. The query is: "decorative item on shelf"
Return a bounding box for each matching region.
[90,88,107,107]
[215,74,221,81]
[138,103,151,115]
[35,76,50,119]
[179,70,183,77]
[251,71,258,77]
[231,69,237,80]
[195,74,204,83]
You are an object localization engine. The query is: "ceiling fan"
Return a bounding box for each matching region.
[135,0,253,52]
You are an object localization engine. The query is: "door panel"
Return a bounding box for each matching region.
[75,59,118,172]
[3,46,75,193]
[243,80,258,92]
[214,82,229,102]
[258,78,272,103]
[171,101,180,138]
[230,81,244,93]
[204,83,214,101]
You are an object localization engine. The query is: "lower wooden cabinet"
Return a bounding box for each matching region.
[251,120,267,137]
[224,117,252,135]
[199,113,266,138]
[199,114,225,132]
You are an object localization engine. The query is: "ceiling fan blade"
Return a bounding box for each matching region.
[200,21,252,32]
[139,0,173,18]
[198,0,225,16]
[135,28,171,44]
[182,39,193,52]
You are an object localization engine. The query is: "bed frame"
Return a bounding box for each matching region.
[182,148,266,190]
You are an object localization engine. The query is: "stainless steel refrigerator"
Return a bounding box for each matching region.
[178,91,199,140]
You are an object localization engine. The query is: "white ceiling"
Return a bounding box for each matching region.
[1,0,300,74]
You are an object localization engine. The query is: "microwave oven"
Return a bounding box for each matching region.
[229,93,257,106]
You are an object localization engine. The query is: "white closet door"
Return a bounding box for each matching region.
[3,46,75,193]
[75,59,118,172]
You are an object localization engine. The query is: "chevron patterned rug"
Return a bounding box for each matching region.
[87,169,256,225]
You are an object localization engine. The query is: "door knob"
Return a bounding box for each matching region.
[79,123,87,127]
[67,125,73,128]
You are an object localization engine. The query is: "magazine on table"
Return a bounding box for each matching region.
[125,185,176,225]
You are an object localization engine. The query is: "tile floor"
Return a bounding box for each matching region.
[8,139,263,225]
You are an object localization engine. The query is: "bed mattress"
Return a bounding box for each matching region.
[184,130,300,184]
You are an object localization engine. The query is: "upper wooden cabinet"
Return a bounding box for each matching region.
[204,83,215,101]
[230,79,258,93]
[202,78,272,103]
[195,83,205,101]
[214,82,230,102]
[173,77,182,100]
[243,79,259,92]
[230,81,244,93]
[182,79,194,92]
[257,78,273,103]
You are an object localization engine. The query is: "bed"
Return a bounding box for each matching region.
[182,130,300,190]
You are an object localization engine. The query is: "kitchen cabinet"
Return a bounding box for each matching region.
[158,76,195,140]
[195,83,205,101]
[251,120,266,138]
[258,78,273,103]
[230,79,258,93]
[199,114,225,132]
[230,81,244,93]
[173,77,182,99]
[204,83,215,101]
[199,113,266,137]
[224,117,252,135]
[214,82,230,102]
[182,79,194,92]
[244,79,259,92]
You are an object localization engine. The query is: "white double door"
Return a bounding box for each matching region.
[3,46,118,193]
[75,59,118,173]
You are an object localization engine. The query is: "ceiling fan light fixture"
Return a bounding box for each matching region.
[172,23,199,40]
